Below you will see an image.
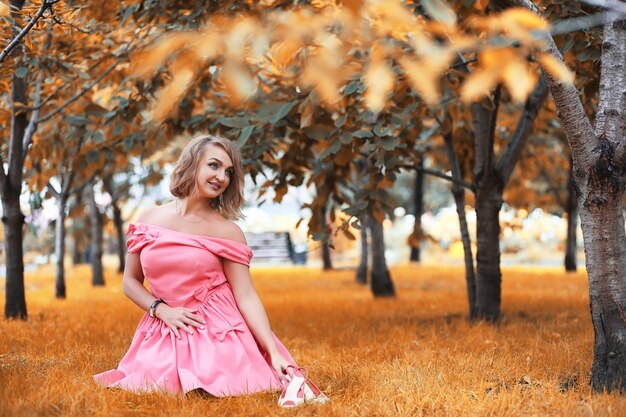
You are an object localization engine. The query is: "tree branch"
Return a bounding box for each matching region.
[46,181,60,199]
[35,57,121,124]
[492,0,598,177]
[593,16,626,170]
[0,153,7,198]
[497,76,549,185]
[0,0,59,64]
[471,85,501,180]
[28,55,109,112]
[400,164,476,192]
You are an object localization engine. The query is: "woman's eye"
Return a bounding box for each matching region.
[226,170,233,178]
[208,162,218,169]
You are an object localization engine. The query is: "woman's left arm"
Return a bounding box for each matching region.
[223,259,292,382]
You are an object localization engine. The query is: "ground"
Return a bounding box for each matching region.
[0,263,623,416]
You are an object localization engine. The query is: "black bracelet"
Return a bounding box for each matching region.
[149,298,166,318]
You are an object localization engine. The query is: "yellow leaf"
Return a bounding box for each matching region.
[397,56,439,105]
[0,2,10,17]
[192,30,223,62]
[268,38,302,70]
[301,59,341,105]
[341,0,364,17]
[500,8,548,31]
[300,99,314,128]
[461,68,500,102]
[152,68,194,122]
[132,32,195,79]
[222,64,259,104]
[502,59,537,103]
[537,53,574,84]
[364,59,394,113]
[421,0,457,27]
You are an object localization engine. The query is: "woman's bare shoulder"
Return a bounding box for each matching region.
[136,202,175,224]
[216,218,247,245]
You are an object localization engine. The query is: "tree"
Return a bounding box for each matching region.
[495,0,626,393]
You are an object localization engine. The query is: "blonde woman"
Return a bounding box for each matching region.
[94,135,326,406]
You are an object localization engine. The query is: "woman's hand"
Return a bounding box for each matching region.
[154,304,206,339]
[270,353,294,385]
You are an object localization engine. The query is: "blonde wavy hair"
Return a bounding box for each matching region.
[169,135,245,220]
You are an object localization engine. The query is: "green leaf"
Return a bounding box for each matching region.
[219,117,250,128]
[15,67,27,78]
[334,113,347,128]
[352,129,373,138]
[65,116,90,126]
[343,80,359,96]
[119,4,139,26]
[380,136,400,151]
[86,150,99,164]
[303,125,332,140]
[237,126,254,147]
[255,101,298,124]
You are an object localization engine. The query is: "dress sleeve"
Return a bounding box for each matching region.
[126,223,153,254]
[201,239,254,267]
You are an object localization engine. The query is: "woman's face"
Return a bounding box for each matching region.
[195,144,234,199]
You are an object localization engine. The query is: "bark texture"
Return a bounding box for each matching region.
[499,0,626,391]
[2,191,26,319]
[2,0,28,319]
[320,205,333,271]
[85,184,105,286]
[410,160,424,262]
[54,197,67,298]
[103,176,126,273]
[356,215,368,284]
[369,215,395,297]
[565,161,578,272]
[444,131,477,318]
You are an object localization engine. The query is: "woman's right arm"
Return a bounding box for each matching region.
[122,248,205,339]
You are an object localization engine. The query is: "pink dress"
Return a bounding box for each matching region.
[93,222,296,396]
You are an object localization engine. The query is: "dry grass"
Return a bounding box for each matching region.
[0,263,624,416]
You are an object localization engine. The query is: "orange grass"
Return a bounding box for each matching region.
[1,263,624,416]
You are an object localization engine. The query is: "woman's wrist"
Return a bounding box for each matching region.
[154,302,167,319]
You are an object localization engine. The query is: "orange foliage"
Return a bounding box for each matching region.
[1,264,624,416]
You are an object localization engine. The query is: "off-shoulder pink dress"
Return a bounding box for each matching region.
[93,222,296,396]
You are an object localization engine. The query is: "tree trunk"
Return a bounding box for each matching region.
[3,0,28,319]
[580,171,626,392]
[356,215,368,284]
[111,201,125,273]
[369,215,395,297]
[564,160,578,272]
[410,160,424,262]
[498,0,626,391]
[443,130,478,319]
[320,205,332,271]
[453,186,477,318]
[2,189,26,319]
[474,176,503,322]
[85,184,105,286]
[54,197,67,298]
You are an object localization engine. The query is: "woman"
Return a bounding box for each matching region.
[94,135,326,406]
